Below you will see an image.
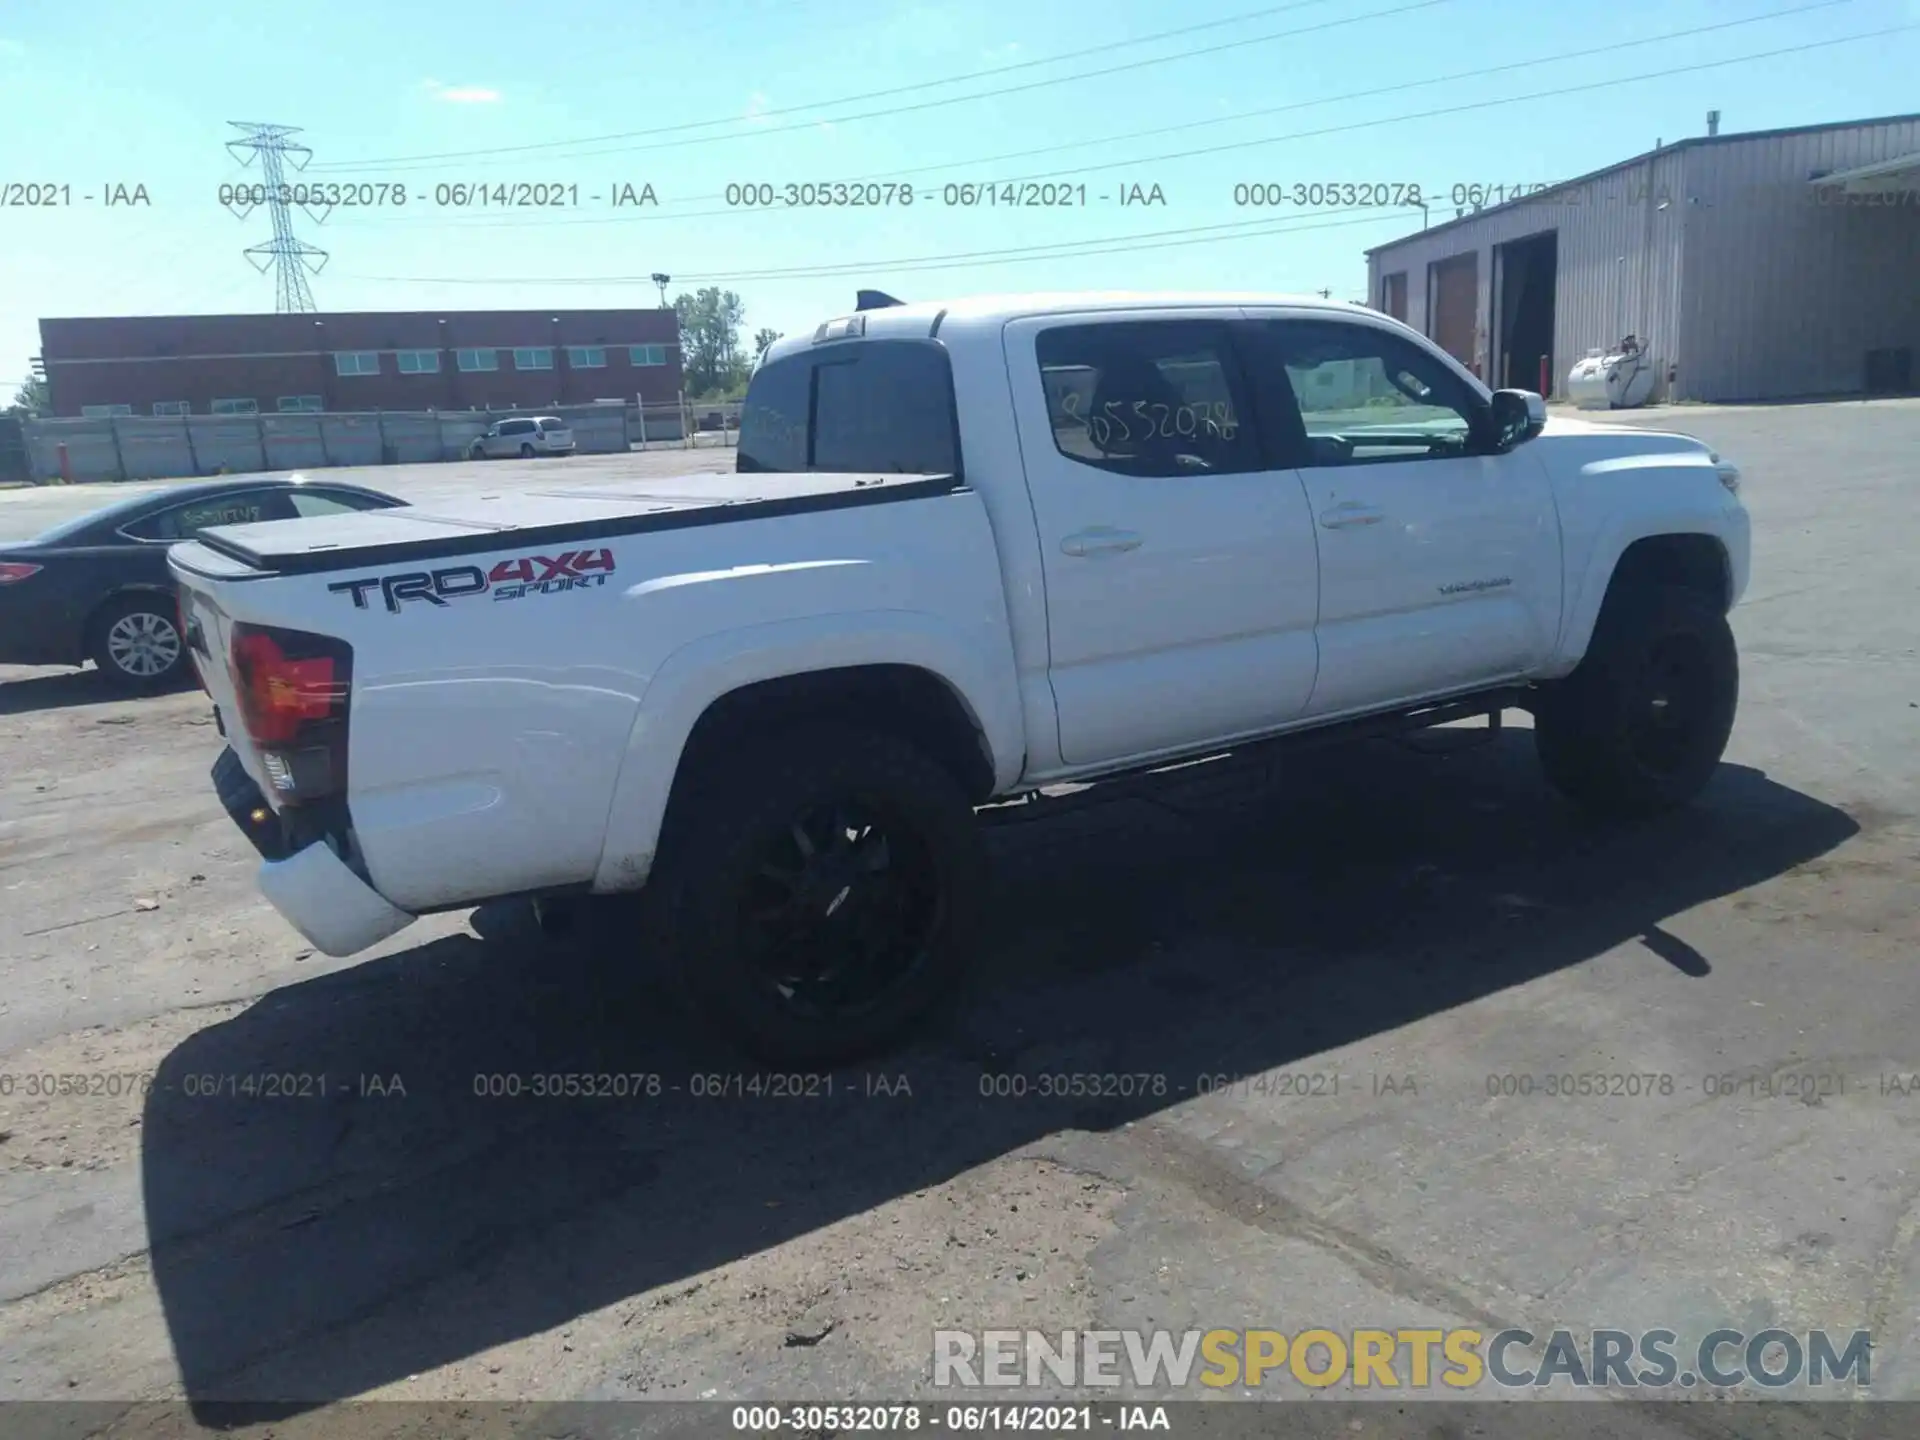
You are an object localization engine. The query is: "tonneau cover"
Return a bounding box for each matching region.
[177,471,960,576]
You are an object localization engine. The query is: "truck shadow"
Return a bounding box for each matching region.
[139,729,1860,1415]
[0,666,197,716]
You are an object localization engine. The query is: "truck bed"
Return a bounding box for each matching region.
[173,471,963,578]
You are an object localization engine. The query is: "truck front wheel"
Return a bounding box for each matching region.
[657,725,988,1065]
[1533,582,1738,818]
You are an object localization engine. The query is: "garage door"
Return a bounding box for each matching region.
[1429,254,1478,375]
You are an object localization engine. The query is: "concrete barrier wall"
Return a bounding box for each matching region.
[24,405,635,483]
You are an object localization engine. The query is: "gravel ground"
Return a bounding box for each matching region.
[0,404,1915,1439]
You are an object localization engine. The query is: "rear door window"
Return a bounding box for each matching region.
[123,489,300,541]
[1035,321,1259,477]
[738,340,959,476]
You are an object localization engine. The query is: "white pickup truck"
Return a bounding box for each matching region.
[169,290,1750,1063]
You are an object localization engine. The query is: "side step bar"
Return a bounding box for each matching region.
[978,686,1533,827]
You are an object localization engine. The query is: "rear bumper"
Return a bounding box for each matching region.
[258,842,416,957]
[213,747,415,957]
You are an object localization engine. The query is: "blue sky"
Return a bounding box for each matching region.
[3,0,1918,396]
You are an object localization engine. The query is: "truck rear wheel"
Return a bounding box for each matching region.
[657,724,988,1066]
[1533,582,1738,818]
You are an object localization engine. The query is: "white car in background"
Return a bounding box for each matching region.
[469,416,575,459]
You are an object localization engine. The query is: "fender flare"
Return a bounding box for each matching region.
[1554,517,1733,671]
[589,610,1025,892]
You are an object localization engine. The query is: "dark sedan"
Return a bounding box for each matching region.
[0,477,405,692]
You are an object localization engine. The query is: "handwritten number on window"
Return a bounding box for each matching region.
[1059,388,1237,452]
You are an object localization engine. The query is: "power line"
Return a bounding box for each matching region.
[225,122,329,312]
[326,0,1860,234]
[308,0,1455,175]
[941,23,1917,190]
[330,16,1904,263]
[309,0,1352,171]
[336,19,1913,293]
[345,208,1417,288]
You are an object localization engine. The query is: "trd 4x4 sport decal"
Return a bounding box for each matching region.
[328,549,616,613]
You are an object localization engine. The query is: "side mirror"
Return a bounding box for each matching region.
[1485,389,1547,452]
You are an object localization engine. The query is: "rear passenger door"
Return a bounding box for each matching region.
[1004,312,1321,767]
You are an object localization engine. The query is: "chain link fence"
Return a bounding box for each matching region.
[633,398,741,452]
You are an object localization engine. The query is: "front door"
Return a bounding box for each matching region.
[1004,311,1321,768]
[1239,314,1562,719]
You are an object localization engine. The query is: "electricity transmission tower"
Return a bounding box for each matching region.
[225,122,329,313]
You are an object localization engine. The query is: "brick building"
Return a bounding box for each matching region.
[38,308,684,418]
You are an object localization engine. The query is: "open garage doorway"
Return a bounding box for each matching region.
[1494,230,1558,396]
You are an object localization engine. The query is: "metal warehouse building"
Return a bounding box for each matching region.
[37,308,684,419]
[1365,112,1920,404]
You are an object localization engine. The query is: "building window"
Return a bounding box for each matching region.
[513,347,554,370]
[396,349,441,374]
[567,346,607,368]
[629,344,669,366]
[211,398,259,415]
[278,395,324,413]
[81,404,134,418]
[334,351,381,376]
[456,347,500,372]
[152,400,191,416]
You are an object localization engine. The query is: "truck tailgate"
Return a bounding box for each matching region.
[175,573,267,795]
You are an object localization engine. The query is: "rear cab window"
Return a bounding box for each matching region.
[738,339,960,477]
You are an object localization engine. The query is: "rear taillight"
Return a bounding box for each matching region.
[0,562,43,584]
[229,622,352,804]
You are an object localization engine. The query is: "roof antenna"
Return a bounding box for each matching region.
[856,289,904,311]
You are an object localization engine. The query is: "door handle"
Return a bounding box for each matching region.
[1060,528,1144,557]
[1318,502,1385,529]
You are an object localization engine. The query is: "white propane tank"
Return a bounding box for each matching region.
[1566,349,1611,409]
[1566,337,1658,409]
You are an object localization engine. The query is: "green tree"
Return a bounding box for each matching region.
[672,287,748,398]
[7,374,47,415]
[753,327,783,363]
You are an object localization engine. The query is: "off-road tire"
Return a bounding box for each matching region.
[89,593,188,693]
[653,724,988,1066]
[1534,582,1738,818]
